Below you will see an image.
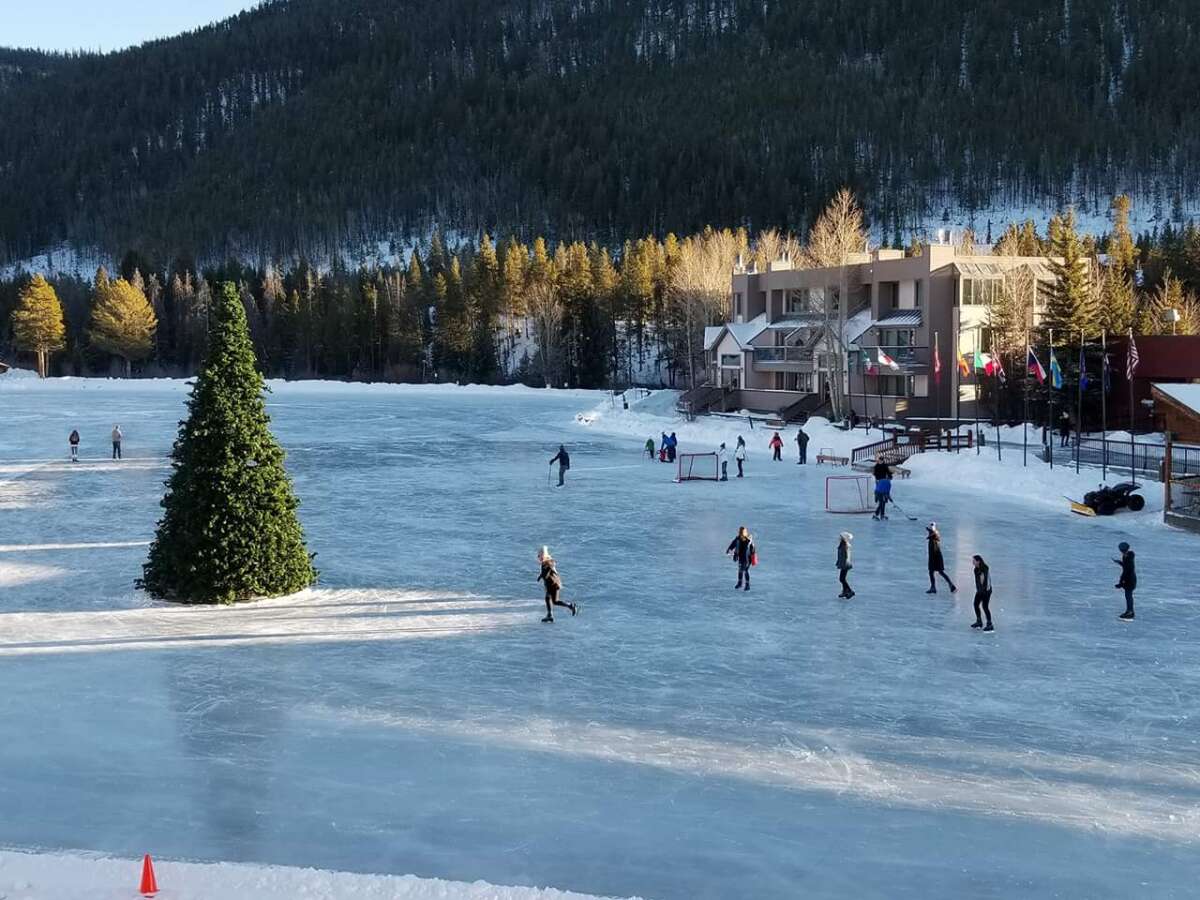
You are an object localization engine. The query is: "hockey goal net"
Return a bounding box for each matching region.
[676,452,720,482]
[826,475,873,513]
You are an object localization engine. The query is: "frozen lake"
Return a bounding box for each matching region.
[0,378,1198,899]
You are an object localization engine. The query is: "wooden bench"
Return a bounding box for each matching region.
[816,448,849,466]
[852,461,911,478]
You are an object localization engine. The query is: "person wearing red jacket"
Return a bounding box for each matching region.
[768,431,783,461]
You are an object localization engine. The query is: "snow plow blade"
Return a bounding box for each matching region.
[1066,497,1097,517]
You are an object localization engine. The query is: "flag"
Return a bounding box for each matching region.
[1126,333,1139,380]
[1050,348,1064,389]
[986,353,1006,381]
[957,353,970,377]
[1027,347,1046,384]
[973,349,991,372]
[878,349,900,370]
[1078,345,1089,392]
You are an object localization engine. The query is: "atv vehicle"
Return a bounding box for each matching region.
[1082,482,1145,515]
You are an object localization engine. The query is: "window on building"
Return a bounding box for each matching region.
[915,280,923,308]
[734,292,743,317]
[786,288,811,315]
[720,354,740,368]
[962,278,1002,306]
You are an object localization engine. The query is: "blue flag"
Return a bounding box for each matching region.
[1050,348,1064,389]
[1079,345,1089,392]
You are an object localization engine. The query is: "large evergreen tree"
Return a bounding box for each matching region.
[11,273,66,377]
[1041,211,1096,339]
[140,282,316,604]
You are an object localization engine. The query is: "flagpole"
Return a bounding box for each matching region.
[992,334,1002,462]
[1048,327,1054,470]
[1101,329,1108,481]
[955,305,962,454]
[934,331,942,444]
[1128,328,1136,482]
[1023,331,1029,467]
[1075,329,1084,475]
[973,328,981,455]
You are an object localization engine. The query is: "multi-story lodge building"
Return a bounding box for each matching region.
[702,242,1060,422]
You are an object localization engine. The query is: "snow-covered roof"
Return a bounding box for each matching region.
[872,310,923,328]
[764,314,825,330]
[1153,382,1200,415]
[725,315,768,349]
[703,326,724,351]
[843,308,873,346]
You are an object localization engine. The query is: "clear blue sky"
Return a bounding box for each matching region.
[3,1,259,53]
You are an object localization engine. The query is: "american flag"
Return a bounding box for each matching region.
[1126,332,1139,380]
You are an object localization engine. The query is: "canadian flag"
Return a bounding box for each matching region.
[877,349,900,370]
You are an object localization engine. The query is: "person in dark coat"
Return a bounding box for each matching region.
[1114,541,1137,620]
[68,429,80,462]
[726,525,755,591]
[537,546,577,622]
[1059,412,1072,448]
[769,431,784,461]
[849,409,860,430]
[795,427,809,464]
[971,555,993,631]
[872,454,892,481]
[925,523,957,593]
[668,432,678,462]
[836,532,855,598]
[549,445,570,486]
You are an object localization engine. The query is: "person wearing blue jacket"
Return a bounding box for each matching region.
[872,476,892,520]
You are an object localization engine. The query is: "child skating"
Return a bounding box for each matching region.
[769,432,783,461]
[1114,541,1136,620]
[726,526,755,591]
[970,555,993,631]
[69,429,80,461]
[925,523,957,593]
[536,546,577,622]
[836,532,855,598]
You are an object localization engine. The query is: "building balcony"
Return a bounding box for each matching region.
[752,347,815,369]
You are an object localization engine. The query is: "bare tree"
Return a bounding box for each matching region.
[669,228,742,388]
[752,228,802,272]
[800,189,870,419]
[527,279,564,387]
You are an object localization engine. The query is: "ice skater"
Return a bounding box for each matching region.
[970,555,993,631]
[644,437,656,459]
[667,432,678,463]
[726,525,755,591]
[1114,541,1136,620]
[836,532,855,598]
[769,431,784,461]
[549,444,570,486]
[1059,412,1072,448]
[68,429,80,461]
[872,453,892,482]
[925,523,957,593]
[735,435,746,477]
[872,475,892,520]
[660,432,669,462]
[795,426,809,464]
[718,442,729,481]
[111,424,123,460]
[536,546,577,622]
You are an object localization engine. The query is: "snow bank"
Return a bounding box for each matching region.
[0,850,636,900]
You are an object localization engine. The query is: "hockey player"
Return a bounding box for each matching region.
[726,526,755,591]
[1114,541,1136,620]
[537,546,577,622]
[872,476,892,520]
[769,431,784,461]
[795,427,809,464]
[836,532,855,598]
[734,435,747,477]
[872,453,892,481]
[925,523,957,593]
[68,429,80,462]
[549,444,570,486]
[970,555,993,631]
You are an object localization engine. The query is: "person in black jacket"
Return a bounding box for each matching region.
[795,427,809,464]
[872,454,892,481]
[1114,541,1136,620]
[970,555,993,631]
[836,532,855,598]
[537,546,577,622]
[68,429,80,462]
[549,445,570,486]
[925,523,957,594]
[726,526,755,591]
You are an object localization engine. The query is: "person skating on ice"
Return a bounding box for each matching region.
[734,435,747,477]
[667,432,678,463]
[69,429,80,462]
[1114,541,1137,620]
[769,431,784,461]
[970,555,993,631]
[644,437,655,459]
[718,442,729,481]
[872,475,892,520]
[836,532,855,598]
[549,444,570,487]
[795,426,809,464]
[872,453,892,482]
[925,522,957,593]
[726,525,755,592]
[111,424,123,460]
[536,546,577,622]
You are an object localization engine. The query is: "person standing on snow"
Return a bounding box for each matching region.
[69,429,80,462]
[1059,412,1072,448]
[734,435,747,477]
[1114,541,1137,620]
[769,431,784,461]
[717,442,729,481]
[536,546,578,622]
[111,424,123,460]
[726,525,755,591]
[795,427,809,464]
[549,444,570,487]
[872,476,892,520]
[925,523,957,593]
[668,432,678,463]
[970,555,994,631]
[836,532,855,598]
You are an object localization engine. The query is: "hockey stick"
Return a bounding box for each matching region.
[888,498,920,521]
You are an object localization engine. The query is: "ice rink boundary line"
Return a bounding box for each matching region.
[0,540,150,553]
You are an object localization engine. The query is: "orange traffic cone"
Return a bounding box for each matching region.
[139,854,159,895]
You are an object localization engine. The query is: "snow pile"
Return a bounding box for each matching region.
[0,850,637,900]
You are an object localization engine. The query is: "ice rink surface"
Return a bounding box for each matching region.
[0,377,1198,899]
